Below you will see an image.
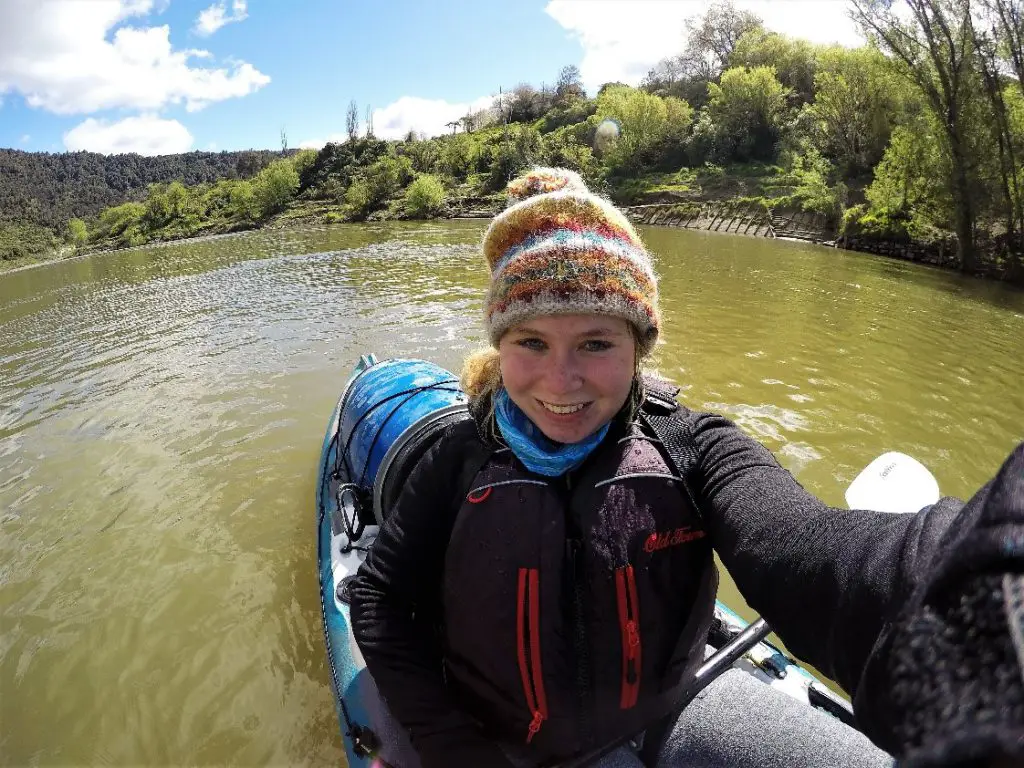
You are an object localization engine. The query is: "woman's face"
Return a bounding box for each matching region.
[498,314,637,444]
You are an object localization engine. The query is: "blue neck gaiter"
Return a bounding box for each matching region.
[493,388,610,477]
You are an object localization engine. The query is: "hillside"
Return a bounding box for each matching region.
[0,148,292,230]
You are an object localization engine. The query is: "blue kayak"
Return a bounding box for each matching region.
[315,355,877,767]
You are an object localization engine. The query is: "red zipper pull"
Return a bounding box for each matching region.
[627,620,639,649]
[526,710,545,743]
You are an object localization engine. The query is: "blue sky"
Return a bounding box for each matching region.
[0,0,864,156]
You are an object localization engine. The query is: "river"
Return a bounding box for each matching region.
[2,221,1022,765]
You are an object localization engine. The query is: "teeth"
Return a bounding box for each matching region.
[541,401,586,414]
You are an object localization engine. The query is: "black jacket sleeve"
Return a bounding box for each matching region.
[690,410,960,694]
[349,423,515,768]
[691,411,1024,765]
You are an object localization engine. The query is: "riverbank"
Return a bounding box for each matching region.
[4,173,1021,287]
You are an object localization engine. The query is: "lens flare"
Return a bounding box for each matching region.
[594,118,621,153]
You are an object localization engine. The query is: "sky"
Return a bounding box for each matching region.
[0,0,866,156]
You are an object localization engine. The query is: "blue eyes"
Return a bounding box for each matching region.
[514,338,613,353]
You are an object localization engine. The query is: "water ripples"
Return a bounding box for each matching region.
[1,222,1022,765]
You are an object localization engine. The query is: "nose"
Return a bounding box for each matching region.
[545,351,583,394]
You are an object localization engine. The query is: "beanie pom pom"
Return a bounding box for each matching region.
[506,167,588,204]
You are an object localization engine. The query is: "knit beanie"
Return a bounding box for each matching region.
[482,167,661,355]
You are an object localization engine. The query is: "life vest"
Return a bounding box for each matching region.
[441,411,718,762]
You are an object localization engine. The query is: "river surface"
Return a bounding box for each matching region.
[2,221,1022,766]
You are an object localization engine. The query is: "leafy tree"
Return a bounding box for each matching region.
[541,129,599,180]
[705,66,792,162]
[344,178,373,219]
[144,181,190,228]
[508,84,545,123]
[804,46,913,175]
[252,159,299,219]
[405,174,447,218]
[594,85,693,172]
[861,121,950,238]
[555,65,586,105]
[229,180,258,222]
[972,1,1024,259]
[405,137,443,174]
[345,153,414,218]
[96,201,147,245]
[0,221,58,261]
[66,217,89,247]
[730,29,821,106]
[643,3,762,112]
[777,143,847,216]
[291,148,318,180]
[851,0,985,270]
[439,134,475,179]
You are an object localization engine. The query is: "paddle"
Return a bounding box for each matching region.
[561,451,941,768]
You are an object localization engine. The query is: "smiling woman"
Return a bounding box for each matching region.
[499,316,637,445]
[347,168,1024,768]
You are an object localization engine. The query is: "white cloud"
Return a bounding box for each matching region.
[298,132,349,149]
[19,134,30,143]
[63,113,193,155]
[545,0,865,91]
[194,0,248,37]
[0,0,269,115]
[297,94,494,148]
[371,94,495,140]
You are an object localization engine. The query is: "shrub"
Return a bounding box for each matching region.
[252,159,299,219]
[66,218,89,247]
[405,174,447,218]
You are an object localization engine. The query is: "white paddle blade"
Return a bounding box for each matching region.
[845,451,940,513]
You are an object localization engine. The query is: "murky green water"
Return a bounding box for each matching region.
[2,221,1022,766]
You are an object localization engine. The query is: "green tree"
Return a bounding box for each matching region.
[730,29,822,106]
[804,46,913,176]
[291,148,318,181]
[594,85,693,172]
[642,1,762,109]
[705,66,792,162]
[439,134,475,179]
[344,154,414,218]
[228,180,258,222]
[344,178,373,219]
[66,218,89,248]
[405,174,447,218]
[972,1,1024,263]
[851,0,985,271]
[685,0,763,78]
[406,137,443,174]
[96,201,147,245]
[252,159,299,219]
[861,121,950,238]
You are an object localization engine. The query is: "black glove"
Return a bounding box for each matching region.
[854,443,1024,767]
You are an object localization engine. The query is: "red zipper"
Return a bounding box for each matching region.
[516,568,548,743]
[615,565,642,709]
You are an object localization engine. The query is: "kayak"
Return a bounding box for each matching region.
[315,355,870,767]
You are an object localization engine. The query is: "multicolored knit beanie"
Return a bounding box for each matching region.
[482,167,661,355]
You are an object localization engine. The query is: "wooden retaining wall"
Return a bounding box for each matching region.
[622,201,835,244]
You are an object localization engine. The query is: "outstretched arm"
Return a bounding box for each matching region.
[691,410,960,694]
[692,411,1023,764]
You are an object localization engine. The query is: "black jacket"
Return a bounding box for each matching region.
[350,409,1024,768]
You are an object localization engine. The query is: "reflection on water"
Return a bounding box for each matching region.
[1,221,1022,765]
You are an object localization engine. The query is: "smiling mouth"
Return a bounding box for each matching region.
[539,400,590,415]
